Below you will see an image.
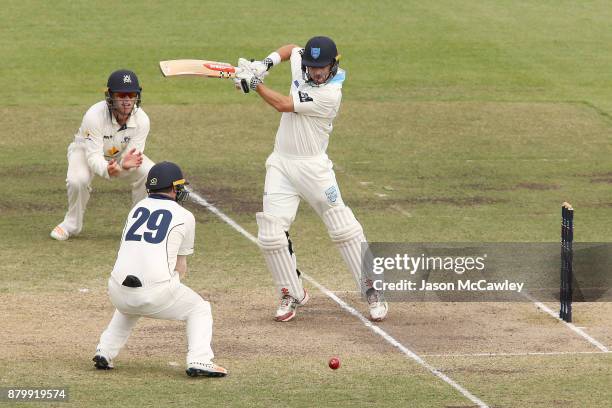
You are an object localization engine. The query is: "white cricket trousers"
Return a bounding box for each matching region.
[59,141,154,235]
[260,151,372,298]
[263,151,344,229]
[97,274,215,365]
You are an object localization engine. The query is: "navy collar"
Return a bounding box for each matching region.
[148,193,174,201]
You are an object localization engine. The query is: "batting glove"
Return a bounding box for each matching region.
[233,58,266,93]
[248,60,272,77]
[234,67,263,93]
[237,57,268,79]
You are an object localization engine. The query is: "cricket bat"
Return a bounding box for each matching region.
[159,59,238,78]
[159,59,249,92]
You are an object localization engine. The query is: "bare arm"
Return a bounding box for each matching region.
[255,84,294,112]
[175,255,188,279]
[275,44,301,61]
[243,44,302,112]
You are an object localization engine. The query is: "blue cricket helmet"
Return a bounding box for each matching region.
[302,36,338,67]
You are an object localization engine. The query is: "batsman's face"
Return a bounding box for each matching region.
[308,64,332,85]
[112,92,137,116]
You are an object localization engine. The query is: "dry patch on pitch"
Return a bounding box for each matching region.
[0,198,64,213]
[0,289,392,365]
[2,289,610,366]
[186,182,261,215]
[353,298,612,356]
[586,171,612,184]
[293,289,612,357]
[354,196,508,210]
[460,181,562,192]
[563,302,612,348]
[515,182,561,191]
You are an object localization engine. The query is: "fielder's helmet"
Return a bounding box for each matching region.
[301,36,340,84]
[107,69,141,93]
[106,69,142,108]
[146,161,190,203]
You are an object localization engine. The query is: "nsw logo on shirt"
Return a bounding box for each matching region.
[298,91,313,103]
[325,186,339,204]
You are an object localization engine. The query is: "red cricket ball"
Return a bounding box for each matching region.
[328,357,340,370]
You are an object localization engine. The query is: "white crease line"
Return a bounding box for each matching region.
[335,290,610,353]
[306,278,489,407]
[465,159,569,162]
[332,290,362,294]
[390,204,412,217]
[188,189,489,408]
[522,293,609,352]
[423,351,611,357]
[188,190,258,245]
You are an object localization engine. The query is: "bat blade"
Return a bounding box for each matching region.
[159,59,238,79]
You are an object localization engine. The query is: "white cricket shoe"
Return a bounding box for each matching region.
[50,225,70,241]
[298,288,310,306]
[275,295,299,322]
[186,361,227,378]
[367,289,388,322]
[275,289,309,322]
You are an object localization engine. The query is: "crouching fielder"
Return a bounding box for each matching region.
[235,36,388,322]
[93,162,227,377]
[51,69,154,241]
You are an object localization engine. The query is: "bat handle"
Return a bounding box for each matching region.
[240,78,249,94]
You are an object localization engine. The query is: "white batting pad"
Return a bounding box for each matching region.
[256,212,304,300]
[322,206,368,291]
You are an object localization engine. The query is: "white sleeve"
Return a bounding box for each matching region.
[82,114,110,179]
[290,47,304,82]
[178,212,195,256]
[292,87,341,118]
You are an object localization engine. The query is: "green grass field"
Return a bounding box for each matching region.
[1,1,611,407]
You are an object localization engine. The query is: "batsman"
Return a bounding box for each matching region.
[235,36,388,322]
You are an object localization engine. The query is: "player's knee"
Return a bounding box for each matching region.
[194,299,211,316]
[322,205,364,243]
[256,212,290,252]
[66,174,90,191]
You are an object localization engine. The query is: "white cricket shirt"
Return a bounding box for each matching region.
[74,100,150,179]
[274,47,345,157]
[111,195,196,287]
